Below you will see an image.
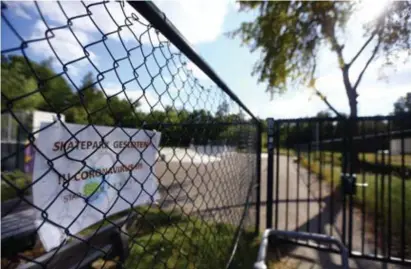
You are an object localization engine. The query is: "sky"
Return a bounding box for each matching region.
[2,0,410,120]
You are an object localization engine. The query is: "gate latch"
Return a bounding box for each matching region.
[341,173,356,195]
[341,173,368,195]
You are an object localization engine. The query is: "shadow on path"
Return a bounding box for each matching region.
[268,183,404,268]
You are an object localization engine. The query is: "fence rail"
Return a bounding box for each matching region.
[1,1,260,268]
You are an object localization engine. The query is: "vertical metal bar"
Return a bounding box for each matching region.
[275,121,280,230]
[401,122,405,261]
[341,119,348,247]
[318,121,323,235]
[286,123,290,231]
[296,121,301,233]
[374,120,379,257]
[348,119,354,254]
[255,122,262,235]
[380,138,386,258]
[387,119,392,258]
[330,131,335,237]
[266,118,275,229]
[361,120,366,254]
[307,121,312,233]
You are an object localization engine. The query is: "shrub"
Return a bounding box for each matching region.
[1,170,32,201]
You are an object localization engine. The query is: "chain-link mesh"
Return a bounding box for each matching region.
[1,1,260,268]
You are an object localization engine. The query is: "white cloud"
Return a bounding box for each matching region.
[186,61,208,81]
[153,0,230,44]
[262,70,411,119]
[354,0,392,24]
[358,84,410,115]
[267,90,327,119]
[5,1,32,19]
[8,0,229,86]
[103,87,164,113]
[10,1,167,46]
[27,21,97,76]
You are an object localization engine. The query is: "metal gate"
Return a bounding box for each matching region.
[265,116,411,266]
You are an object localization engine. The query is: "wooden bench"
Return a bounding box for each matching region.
[1,195,34,217]
[1,196,38,256]
[19,214,134,269]
[2,194,137,268]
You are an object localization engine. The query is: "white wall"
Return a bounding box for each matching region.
[390,138,411,154]
[32,111,65,138]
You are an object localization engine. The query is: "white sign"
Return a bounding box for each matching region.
[32,122,161,251]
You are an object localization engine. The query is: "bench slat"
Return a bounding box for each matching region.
[1,208,36,240]
[19,214,133,269]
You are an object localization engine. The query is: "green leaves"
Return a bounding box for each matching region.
[375,1,411,64]
[1,57,140,127]
[1,55,255,147]
[232,0,410,117]
[1,55,75,112]
[232,1,352,95]
[1,56,44,110]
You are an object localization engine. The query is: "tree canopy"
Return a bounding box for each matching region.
[394,92,411,115]
[392,92,411,130]
[1,55,253,147]
[231,1,411,117]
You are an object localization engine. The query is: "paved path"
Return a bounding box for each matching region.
[259,154,407,269]
[156,152,255,226]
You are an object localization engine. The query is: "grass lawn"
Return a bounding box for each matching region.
[123,217,256,269]
[3,205,282,269]
[299,156,411,257]
[97,207,279,269]
[77,207,259,268]
[303,151,411,169]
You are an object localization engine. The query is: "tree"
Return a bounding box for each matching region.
[1,55,73,112]
[2,54,259,148]
[32,58,73,112]
[231,1,411,118]
[316,110,332,118]
[392,92,411,130]
[216,100,229,118]
[393,92,411,115]
[1,55,42,110]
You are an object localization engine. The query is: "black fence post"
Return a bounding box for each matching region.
[255,121,262,235]
[266,118,275,229]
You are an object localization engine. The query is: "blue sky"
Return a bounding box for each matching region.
[2,0,410,119]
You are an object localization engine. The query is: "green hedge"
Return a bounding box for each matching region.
[1,170,32,201]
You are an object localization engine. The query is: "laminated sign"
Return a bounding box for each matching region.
[32,122,161,251]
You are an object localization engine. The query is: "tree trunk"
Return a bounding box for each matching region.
[342,66,360,173]
[342,66,357,118]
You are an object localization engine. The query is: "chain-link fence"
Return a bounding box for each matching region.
[1,1,261,268]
